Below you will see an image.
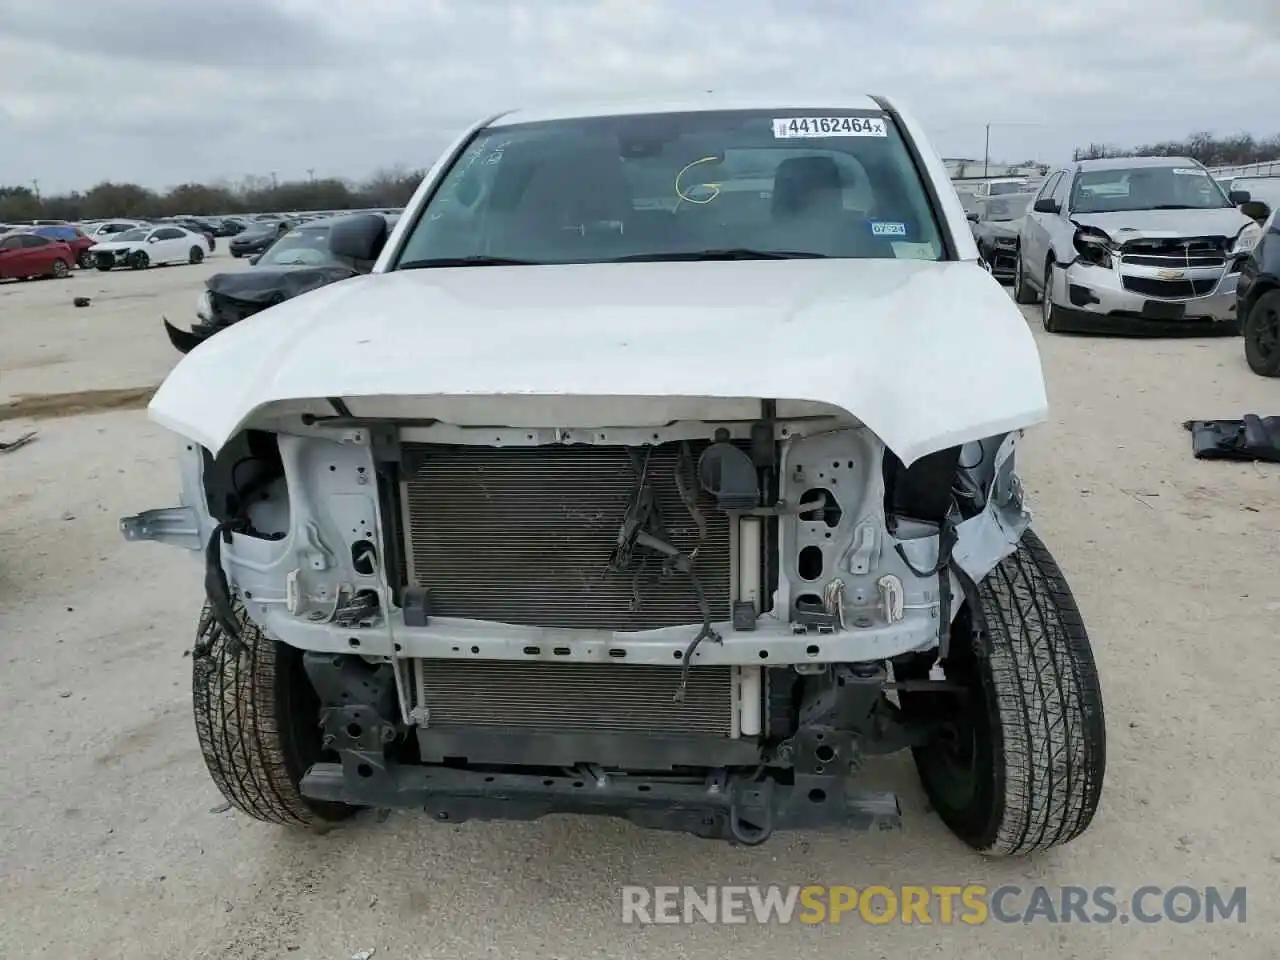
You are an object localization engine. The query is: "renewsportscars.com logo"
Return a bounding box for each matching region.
[620,885,1247,926]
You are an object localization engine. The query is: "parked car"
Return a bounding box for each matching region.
[155,218,217,252]
[1225,176,1280,214]
[1015,156,1262,334]
[89,225,213,270]
[0,232,75,280]
[31,224,96,268]
[164,214,396,353]
[123,96,1105,856]
[968,192,1035,281]
[228,219,291,257]
[1237,203,1280,376]
[214,217,248,237]
[85,220,148,241]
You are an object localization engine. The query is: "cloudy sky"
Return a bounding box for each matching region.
[0,0,1275,194]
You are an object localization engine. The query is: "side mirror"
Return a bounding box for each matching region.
[1228,189,1251,205]
[1033,198,1060,215]
[1241,200,1270,223]
[247,254,262,266]
[330,213,391,264]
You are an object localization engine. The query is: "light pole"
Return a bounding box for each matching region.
[982,121,1043,179]
[307,168,315,183]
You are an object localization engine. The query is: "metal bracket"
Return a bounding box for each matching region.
[118,506,202,551]
[845,520,878,574]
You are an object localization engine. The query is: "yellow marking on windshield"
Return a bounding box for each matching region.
[675,156,723,205]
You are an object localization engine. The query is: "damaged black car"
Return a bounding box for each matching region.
[164,213,397,354]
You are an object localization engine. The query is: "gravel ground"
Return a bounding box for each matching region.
[1,261,1278,959]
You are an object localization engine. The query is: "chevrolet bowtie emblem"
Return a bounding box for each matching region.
[1158,269,1186,280]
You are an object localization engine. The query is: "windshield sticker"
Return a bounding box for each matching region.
[891,242,935,260]
[772,116,887,139]
[871,221,908,237]
[1172,167,1204,175]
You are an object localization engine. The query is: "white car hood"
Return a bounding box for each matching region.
[149,258,1048,466]
[1071,207,1253,242]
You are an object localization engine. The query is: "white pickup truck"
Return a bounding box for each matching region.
[122,94,1105,853]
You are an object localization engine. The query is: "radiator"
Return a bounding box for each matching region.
[409,659,735,736]
[400,441,734,631]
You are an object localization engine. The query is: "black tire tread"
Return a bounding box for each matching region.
[192,602,353,827]
[966,529,1106,855]
[1243,289,1280,377]
[1013,249,1037,304]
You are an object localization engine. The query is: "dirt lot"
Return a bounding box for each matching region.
[1,259,1278,959]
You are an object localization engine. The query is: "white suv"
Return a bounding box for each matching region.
[122,95,1105,853]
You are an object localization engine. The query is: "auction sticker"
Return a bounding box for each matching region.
[871,221,907,236]
[1172,167,1204,175]
[772,116,887,138]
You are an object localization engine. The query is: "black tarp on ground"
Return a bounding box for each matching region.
[1184,416,1280,463]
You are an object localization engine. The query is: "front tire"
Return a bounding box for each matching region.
[129,250,149,270]
[192,601,357,827]
[899,530,1106,856]
[1243,289,1280,377]
[1013,248,1037,304]
[50,258,70,279]
[189,245,205,264]
[1040,260,1060,332]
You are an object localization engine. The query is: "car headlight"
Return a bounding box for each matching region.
[1072,226,1114,269]
[1233,223,1261,254]
[196,290,212,320]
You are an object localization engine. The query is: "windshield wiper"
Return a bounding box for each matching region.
[1149,204,1201,210]
[398,256,541,269]
[608,248,828,263]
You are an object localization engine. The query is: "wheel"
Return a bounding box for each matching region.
[897,529,1106,856]
[1040,260,1060,332]
[189,245,205,265]
[1013,248,1037,304]
[50,258,70,279]
[231,250,242,258]
[129,250,149,270]
[77,251,92,269]
[192,601,357,827]
[1243,289,1280,377]
[96,262,112,272]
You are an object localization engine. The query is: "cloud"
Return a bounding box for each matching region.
[0,0,1275,192]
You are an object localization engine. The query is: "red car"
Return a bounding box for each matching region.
[0,232,76,280]
[33,224,97,268]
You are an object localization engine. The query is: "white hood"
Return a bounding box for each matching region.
[148,258,1048,466]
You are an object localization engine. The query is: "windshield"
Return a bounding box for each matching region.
[112,229,149,242]
[257,227,335,266]
[988,181,1029,196]
[394,108,947,267]
[1070,165,1231,214]
[984,195,1034,221]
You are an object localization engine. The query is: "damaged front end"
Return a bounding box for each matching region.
[164,264,361,354]
[121,398,1031,843]
[1057,221,1249,329]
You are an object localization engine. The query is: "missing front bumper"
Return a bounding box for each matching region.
[300,762,901,843]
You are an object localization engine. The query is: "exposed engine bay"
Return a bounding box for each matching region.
[123,399,1031,842]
